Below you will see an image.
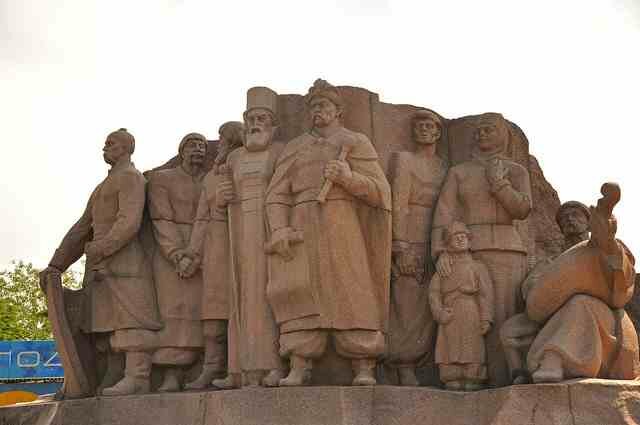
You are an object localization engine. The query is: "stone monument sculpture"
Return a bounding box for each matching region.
[385,109,447,386]
[183,121,245,390]
[211,87,287,388]
[523,183,639,382]
[264,79,392,386]
[431,112,533,387]
[40,129,162,397]
[146,132,209,392]
[428,221,493,391]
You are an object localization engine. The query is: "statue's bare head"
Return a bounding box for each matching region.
[305,79,344,129]
[103,128,134,165]
[412,109,442,146]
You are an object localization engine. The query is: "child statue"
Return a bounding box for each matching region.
[429,221,494,391]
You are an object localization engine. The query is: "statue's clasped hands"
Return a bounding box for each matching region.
[324,159,352,187]
[171,248,200,279]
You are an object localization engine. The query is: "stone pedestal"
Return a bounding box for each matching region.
[1,379,639,425]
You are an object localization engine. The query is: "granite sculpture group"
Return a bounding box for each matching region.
[39,79,639,399]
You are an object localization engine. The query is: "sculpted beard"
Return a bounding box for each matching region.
[245,126,274,152]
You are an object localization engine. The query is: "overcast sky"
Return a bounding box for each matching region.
[1,0,639,270]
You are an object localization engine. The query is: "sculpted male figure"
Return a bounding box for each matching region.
[385,109,447,386]
[147,133,208,391]
[265,79,392,386]
[431,113,532,387]
[41,129,162,396]
[556,201,590,251]
[183,122,244,390]
[212,87,287,388]
[500,200,591,384]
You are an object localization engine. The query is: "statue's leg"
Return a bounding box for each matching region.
[439,364,463,391]
[186,320,227,390]
[279,330,328,386]
[334,330,385,386]
[102,329,156,396]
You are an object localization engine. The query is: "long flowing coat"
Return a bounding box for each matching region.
[264,128,392,335]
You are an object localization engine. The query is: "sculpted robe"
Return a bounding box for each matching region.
[265,128,392,335]
[147,167,204,359]
[429,254,493,366]
[431,157,532,386]
[49,161,162,336]
[218,142,285,374]
[387,151,447,366]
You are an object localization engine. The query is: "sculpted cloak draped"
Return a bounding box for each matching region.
[147,167,204,355]
[265,128,391,335]
[49,161,162,334]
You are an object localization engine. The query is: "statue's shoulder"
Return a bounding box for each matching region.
[340,128,378,159]
[147,167,174,183]
[505,160,529,177]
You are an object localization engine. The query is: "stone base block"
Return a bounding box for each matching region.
[1,379,639,425]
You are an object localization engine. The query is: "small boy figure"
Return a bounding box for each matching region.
[429,221,494,391]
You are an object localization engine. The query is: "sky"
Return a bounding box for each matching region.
[1,0,639,270]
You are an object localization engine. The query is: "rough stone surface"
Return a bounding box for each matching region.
[3,380,640,425]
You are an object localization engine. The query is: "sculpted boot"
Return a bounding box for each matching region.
[96,351,125,394]
[352,359,377,386]
[398,366,419,386]
[185,339,226,390]
[212,373,241,390]
[532,351,564,383]
[279,356,312,386]
[102,352,151,396]
[262,369,286,387]
[157,367,183,392]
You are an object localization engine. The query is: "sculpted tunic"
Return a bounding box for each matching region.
[429,255,493,365]
[222,143,285,373]
[387,152,447,365]
[148,167,204,352]
[265,128,392,335]
[49,161,162,334]
[431,157,532,386]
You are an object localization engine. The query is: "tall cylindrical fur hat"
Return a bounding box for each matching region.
[244,86,278,121]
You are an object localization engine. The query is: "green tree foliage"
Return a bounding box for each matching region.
[0,261,81,340]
